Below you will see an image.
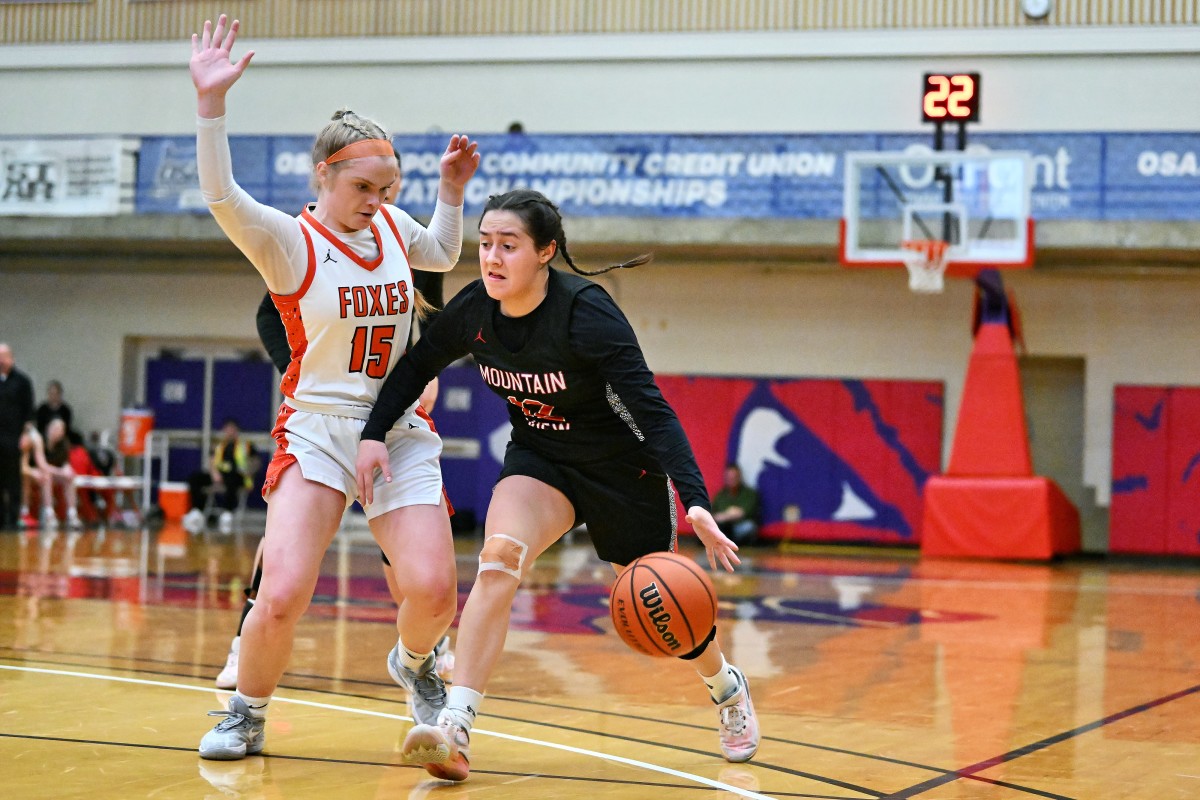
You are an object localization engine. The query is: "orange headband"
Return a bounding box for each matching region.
[324,138,394,165]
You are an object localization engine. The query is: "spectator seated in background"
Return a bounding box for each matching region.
[39,418,82,530]
[185,418,259,534]
[71,431,131,527]
[84,431,118,477]
[18,425,52,530]
[35,380,73,438]
[711,463,761,546]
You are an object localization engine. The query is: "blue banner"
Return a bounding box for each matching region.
[135,131,1200,221]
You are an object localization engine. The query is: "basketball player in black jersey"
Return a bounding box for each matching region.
[356,189,760,781]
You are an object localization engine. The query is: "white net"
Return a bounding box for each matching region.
[900,240,950,294]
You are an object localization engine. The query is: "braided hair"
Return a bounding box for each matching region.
[480,189,651,276]
[310,110,436,319]
[310,107,390,177]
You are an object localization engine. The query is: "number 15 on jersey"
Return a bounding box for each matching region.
[349,325,396,379]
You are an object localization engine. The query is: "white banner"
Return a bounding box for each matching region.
[0,137,133,216]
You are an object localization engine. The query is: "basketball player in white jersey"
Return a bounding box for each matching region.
[212,156,453,694]
[189,15,479,761]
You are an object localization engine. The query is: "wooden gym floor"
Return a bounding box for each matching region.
[1,521,1198,799]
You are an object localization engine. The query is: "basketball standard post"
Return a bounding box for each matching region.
[839,71,1034,292]
[840,72,1079,560]
[926,72,976,271]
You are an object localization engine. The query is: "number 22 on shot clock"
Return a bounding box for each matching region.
[922,72,981,123]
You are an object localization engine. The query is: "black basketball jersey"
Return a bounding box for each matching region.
[364,267,710,511]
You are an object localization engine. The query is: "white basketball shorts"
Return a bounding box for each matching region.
[263,404,443,520]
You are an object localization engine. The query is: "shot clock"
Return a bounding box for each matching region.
[921,72,981,123]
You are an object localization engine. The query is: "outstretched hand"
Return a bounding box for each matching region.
[439,134,481,193]
[686,506,741,573]
[190,14,254,114]
[355,439,391,506]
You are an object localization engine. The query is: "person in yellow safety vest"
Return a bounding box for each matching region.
[185,417,258,534]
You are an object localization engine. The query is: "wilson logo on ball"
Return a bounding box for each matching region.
[638,582,681,652]
[610,552,717,658]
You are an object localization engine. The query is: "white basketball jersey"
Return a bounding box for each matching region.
[273,205,415,420]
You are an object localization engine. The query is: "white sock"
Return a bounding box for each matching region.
[235,692,271,718]
[442,686,484,731]
[398,640,433,673]
[700,657,740,704]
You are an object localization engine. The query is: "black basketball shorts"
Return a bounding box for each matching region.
[497,442,678,566]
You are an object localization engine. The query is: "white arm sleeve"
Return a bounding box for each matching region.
[196,115,309,294]
[396,199,464,273]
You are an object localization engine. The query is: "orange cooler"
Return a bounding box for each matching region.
[119,409,154,456]
[158,481,190,522]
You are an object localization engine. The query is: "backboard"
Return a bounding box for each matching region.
[840,150,1034,277]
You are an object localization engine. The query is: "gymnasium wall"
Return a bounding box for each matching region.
[4,262,1198,518]
[1,28,1196,136]
[1,0,1192,44]
[2,22,1198,552]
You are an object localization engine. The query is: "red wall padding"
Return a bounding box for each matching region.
[657,375,943,546]
[1166,390,1200,556]
[1110,385,1200,555]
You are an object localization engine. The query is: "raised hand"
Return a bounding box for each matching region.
[686,506,742,573]
[438,134,481,201]
[190,14,254,116]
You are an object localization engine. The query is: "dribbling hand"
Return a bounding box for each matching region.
[686,506,741,573]
[190,15,254,102]
[355,439,391,506]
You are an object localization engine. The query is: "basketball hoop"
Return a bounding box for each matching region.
[900,239,950,294]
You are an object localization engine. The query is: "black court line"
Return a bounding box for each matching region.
[0,644,944,774]
[489,692,955,772]
[1,651,879,797]
[4,645,1143,800]
[0,652,883,796]
[952,774,1080,800]
[0,648,1069,799]
[0,732,835,798]
[26,645,1186,800]
[879,682,1200,799]
[472,708,883,798]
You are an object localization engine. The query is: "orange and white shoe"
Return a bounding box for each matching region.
[716,666,760,763]
[402,716,470,782]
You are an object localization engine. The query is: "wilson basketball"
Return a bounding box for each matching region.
[609,552,717,658]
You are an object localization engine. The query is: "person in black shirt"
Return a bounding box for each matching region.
[0,343,35,529]
[357,189,760,781]
[34,380,73,439]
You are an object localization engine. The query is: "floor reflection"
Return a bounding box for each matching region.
[2,523,1200,799]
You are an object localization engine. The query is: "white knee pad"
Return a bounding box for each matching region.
[478,534,528,581]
